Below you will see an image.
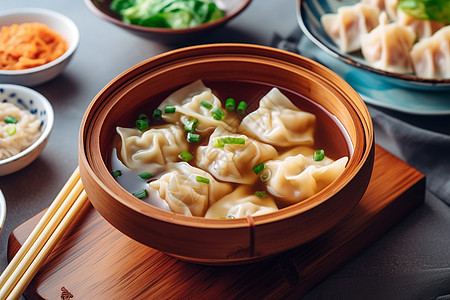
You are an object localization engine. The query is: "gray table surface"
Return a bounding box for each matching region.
[1,1,450,299]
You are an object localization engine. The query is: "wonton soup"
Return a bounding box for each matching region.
[108,79,352,219]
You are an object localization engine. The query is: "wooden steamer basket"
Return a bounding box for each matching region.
[79,44,374,265]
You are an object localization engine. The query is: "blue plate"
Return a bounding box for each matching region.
[296,0,450,90]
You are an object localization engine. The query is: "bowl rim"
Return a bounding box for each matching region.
[0,84,54,166]
[0,189,6,234]
[83,0,252,34]
[296,0,450,87]
[0,7,80,76]
[80,43,374,230]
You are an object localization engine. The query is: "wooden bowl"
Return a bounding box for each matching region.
[84,0,251,43]
[79,43,374,265]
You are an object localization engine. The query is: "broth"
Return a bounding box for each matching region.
[109,79,352,213]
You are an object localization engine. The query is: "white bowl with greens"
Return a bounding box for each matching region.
[0,84,54,176]
[84,0,251,42]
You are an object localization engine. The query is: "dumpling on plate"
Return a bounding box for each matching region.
[148,162,233,217]
[360,12,416,73]
[265,147,348,204]
[397,9,445,41]
[410,25,450,78]
[196,127,278,184]
[205,186,278,219]
[116,124,188,169]
[238,88,316,147]
[157,79,239,133]
[321,3,380,52]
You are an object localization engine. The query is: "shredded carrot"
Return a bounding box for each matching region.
[0,22,68,70]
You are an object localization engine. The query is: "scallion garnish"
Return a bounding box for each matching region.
[214,137,246,147]
[196,175,210,184]
[136,113,149,131]
[111,169,122,179]
[135,119,148,131]
[260,168,271,182]
[225,98,235,111]
[164,106,176,113]
[179,151,193,162]
[252,162,265,175]
[313,149,325,161]
[226,215,236,219]
[132,189,148,199]
[184,118,199,132]
[210,107,225,120]
[152,108,162,120]
[4,115,18,124]
[200,100,213,109]
[255,191,267,198]
[187,132,201,143]
[237,101,247,115]
[138,172,153,179]
[6,126,16,136]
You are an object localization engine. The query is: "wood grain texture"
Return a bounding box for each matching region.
[7,145,425,300]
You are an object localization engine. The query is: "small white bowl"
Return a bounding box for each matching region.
[0,190,6,236]
[0,84,54,176]
[0,8,79,87]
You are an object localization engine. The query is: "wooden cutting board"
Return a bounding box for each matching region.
[8,145,425,300]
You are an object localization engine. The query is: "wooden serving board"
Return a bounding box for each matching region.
[8,145,425,300]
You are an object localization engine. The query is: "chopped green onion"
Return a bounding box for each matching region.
[253,162,265,175]
[6,126,16,136]
[111,170,122,179]
[260,168,271,182]
[196,175,210,184]
[184,118,199,132]
[200,100,213,109]
[135,119,148,131]
[226,215,236,219]
[237,101,247,115]
[132,189,148,199]
[164,106,176,113]
[214,137,246,147]
[255,191,267,198]
[138,113,149,122]
[187,132,201,143]
[210,107,225,120]
[138,172,153,179]
[5,115,18,124]
[135,113,149,131]
[313,149,325,161]
[179,151,193,162]
[225,98,235,111]
[152,108,162,120]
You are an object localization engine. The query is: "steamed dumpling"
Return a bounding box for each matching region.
[265,147,348,204]
[196,127,278,184]
[321,3,380,52]
[410,25,450,78]
[361,12,416,73]
[397,9,445,41]
[205,186,278,219]
[157,79,239,133]
[117,124,188,169]
[148,162,233,217]
[238,88,316,147]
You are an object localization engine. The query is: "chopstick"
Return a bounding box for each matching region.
[0,167,88,299]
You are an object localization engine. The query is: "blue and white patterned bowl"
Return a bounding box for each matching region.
[297,0,450,90]
[0,189,5,235]
[0,84,54,176]
[0,8,79,87]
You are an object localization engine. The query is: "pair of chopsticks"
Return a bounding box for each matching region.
[0,167,88,299]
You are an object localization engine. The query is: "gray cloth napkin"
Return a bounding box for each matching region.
[271,31,450,206]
